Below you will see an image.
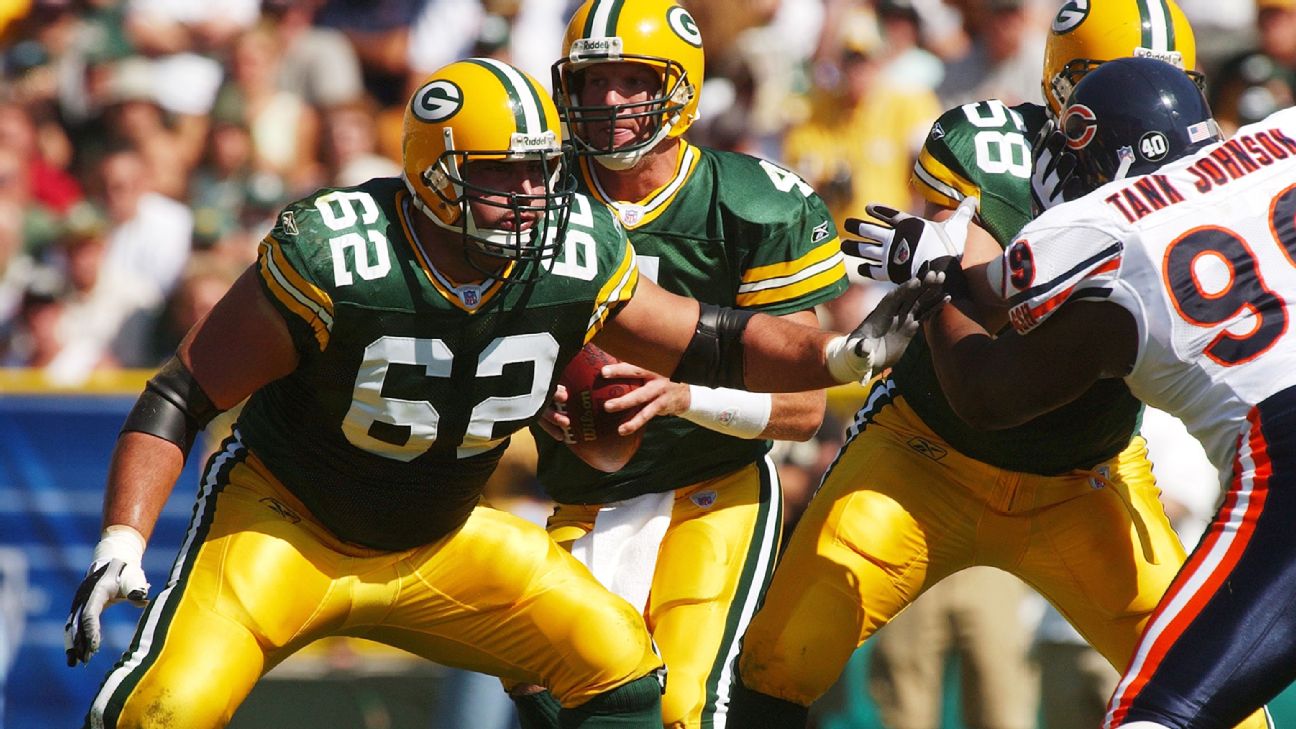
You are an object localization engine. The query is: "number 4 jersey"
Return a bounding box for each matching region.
[237,177,638,550]
[999,107,1296,472]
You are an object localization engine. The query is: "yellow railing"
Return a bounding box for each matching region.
[0,368,154,395]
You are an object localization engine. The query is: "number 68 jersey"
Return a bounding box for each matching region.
[999,107,1296,473]
[237,178,638,551]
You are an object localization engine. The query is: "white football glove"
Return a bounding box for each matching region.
[842,196,977,284]
[1030,119,1078,213]
[825,270,949,384]
[65,525,151,666]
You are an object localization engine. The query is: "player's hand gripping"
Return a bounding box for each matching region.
[825,269,949,383]
[65,525,151,666]
[1030,119,1079,213]
[598,363,687,436]
[842,196,977,284]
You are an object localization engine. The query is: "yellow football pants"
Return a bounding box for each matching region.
[737,390,1267,729]
[548,456,782,729]
[88,438,662,729]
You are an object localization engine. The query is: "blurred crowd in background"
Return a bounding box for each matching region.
[0,0,1290,726]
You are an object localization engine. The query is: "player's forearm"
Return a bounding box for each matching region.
[102,432,186,543]
[740,313,842,392]
[762,390,826,440]
[917,299,1005,428]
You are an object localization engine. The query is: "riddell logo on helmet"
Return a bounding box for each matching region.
[510,131,558,152]
[1133,47,1185,70]
[571,37,624,61]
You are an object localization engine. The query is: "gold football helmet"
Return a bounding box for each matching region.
[1042,0,1203,117]
[553,0,705,169]
[403,58,573,282]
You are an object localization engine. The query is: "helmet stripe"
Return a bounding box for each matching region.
[466,58,547,134]
[1137,0,1173,52]
[585,0,626,38]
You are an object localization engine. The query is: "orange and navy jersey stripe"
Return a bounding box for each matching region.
[1006,242,1123,334]
[1104,399,1278,727]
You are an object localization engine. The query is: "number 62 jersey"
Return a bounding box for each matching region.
[237,177,638,551]
[997,108,1296,473]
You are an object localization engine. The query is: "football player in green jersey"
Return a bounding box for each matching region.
[508,2,849,728]
[62,58,939,729]
[727,2,1268,729]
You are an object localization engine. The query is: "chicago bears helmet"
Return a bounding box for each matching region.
[403,58,574,282]
[1042,0,1203,117]
[553,0,705,170]
[1059,57,1222,195]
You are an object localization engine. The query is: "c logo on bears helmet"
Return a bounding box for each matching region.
[1051,0,1090,34]
[412,80,464,123]
[667,7,702,48]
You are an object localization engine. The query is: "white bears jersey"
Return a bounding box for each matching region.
[996,106,1296,473]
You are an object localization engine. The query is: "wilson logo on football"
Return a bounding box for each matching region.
[412,80,463,123]
[1061,104,1098,150]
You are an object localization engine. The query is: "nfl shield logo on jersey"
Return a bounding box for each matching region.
[619,205,645,226]
[690,490,718,508]
[462,288,480,308]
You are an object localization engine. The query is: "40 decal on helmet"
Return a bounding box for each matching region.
[1058,57,1221,194]
[553,0,705,170]
[403,58,575,284]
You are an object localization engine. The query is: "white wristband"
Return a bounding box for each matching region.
[824,335,873,384]
[92,524,146,566]
[680,385,772,439]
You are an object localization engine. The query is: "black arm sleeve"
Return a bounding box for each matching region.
[120,356,223,459]
[670,303,757,389]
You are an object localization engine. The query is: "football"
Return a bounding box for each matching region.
[557,344,646,472]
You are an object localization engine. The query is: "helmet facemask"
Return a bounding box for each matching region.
[1048,56,1206,119]
[553,54,695,170]
[407,128,575,285]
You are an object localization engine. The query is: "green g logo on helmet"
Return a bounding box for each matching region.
[1052,0,1091,34]
[411,80,464,123]
[668,6,702,48]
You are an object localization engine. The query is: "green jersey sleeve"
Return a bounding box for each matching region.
[714,151,848,315]
[911,100,1048,245]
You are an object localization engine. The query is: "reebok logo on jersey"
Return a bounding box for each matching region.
[812,220,831,243]
[260,497,301,524]
[907,437,947,461]
[280,211,299,236]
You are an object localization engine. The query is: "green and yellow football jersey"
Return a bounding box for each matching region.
[238,177,638,549]
[901,99,1142,474]
[535,143,849,505]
